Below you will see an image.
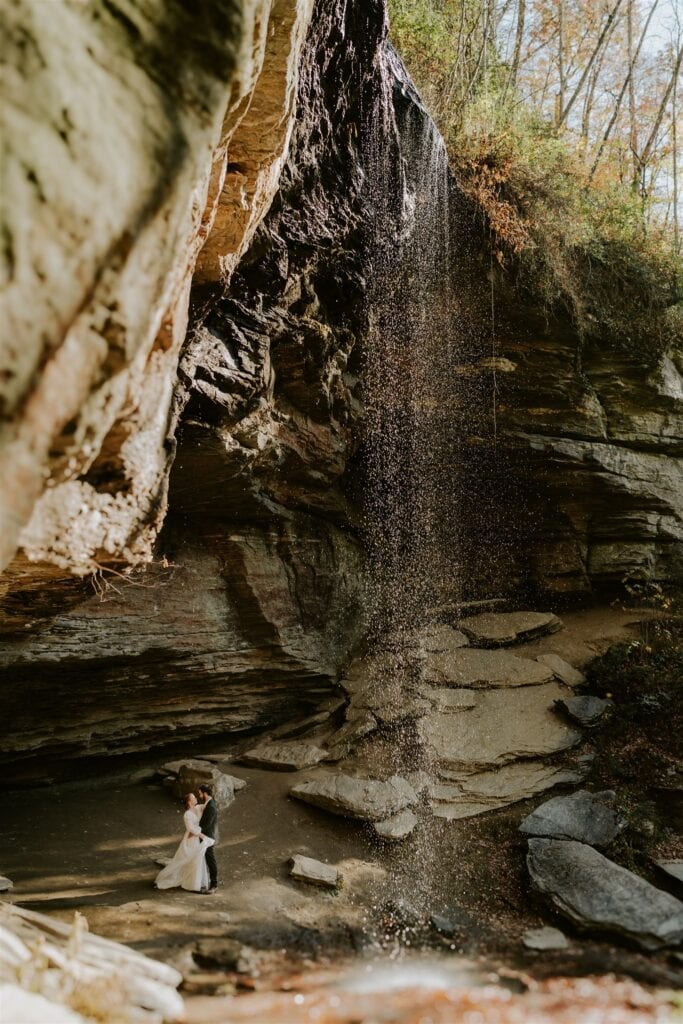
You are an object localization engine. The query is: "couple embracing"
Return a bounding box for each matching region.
[155,783,219,894]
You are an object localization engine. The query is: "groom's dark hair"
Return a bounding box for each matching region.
[198,784,213,797]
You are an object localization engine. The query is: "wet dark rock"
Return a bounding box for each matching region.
[520,790,619,846]
[556,696,613,727]
[527,838,683,950]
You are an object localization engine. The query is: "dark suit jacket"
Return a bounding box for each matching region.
[201,798,218,841]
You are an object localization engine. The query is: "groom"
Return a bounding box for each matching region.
[198,784,218,894]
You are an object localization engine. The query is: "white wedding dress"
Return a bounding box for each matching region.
[155,808,215,892]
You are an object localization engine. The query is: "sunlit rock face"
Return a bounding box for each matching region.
[0,0,313,575]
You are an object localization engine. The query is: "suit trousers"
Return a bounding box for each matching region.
[205,843,218,888]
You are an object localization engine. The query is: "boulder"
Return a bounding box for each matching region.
[290,773,418,822]
[0,876,13,893]
[520,790,619,846]
[522,926,569,951]
[240,742,329,771]
[527,838,683,950]
[422,649,554,689]
[430,908,475,937]
[536,654,586,688]
[556,696,612,727]
[174,764,240,809]
[418,683,581,771]
[460,612,562,647]
[373,809,418,841]
[289,855,340,889]
[429,761,590,820]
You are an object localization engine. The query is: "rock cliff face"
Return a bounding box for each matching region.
[0,0,385,775]
[0,0,680,776]
[452,277,683,597]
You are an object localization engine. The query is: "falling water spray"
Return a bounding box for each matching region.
[361,43,465,929]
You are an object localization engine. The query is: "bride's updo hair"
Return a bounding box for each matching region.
[183,793,195,808]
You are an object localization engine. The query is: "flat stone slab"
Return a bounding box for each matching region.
[656,860,683,884]
[527,838,683,951]
[556,695,612,727]
[418,682,581,771]
[417,625,470,653]
[0,876,13,893]
[537,654,586,687]
[520,790,619,847]
[240,741,328,771]
[420,687,478,711]
[523,926,569,951]
[373,809,418,841]
[423,649,554,689]
[429,761,590,820]
[289,854,340,889]
[291,773,417,822]
[461,611,562,648]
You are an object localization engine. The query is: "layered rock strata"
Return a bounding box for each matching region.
[0,0,388,772]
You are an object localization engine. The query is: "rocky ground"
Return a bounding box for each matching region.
[1,606,681,1022]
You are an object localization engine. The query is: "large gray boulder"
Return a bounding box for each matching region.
[290,773,417,822]
[527,838,683,950]
[520,790,619,846]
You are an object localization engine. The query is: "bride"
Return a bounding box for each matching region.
[154,792,215,893]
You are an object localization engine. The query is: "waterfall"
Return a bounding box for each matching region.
[363,44,461,655]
